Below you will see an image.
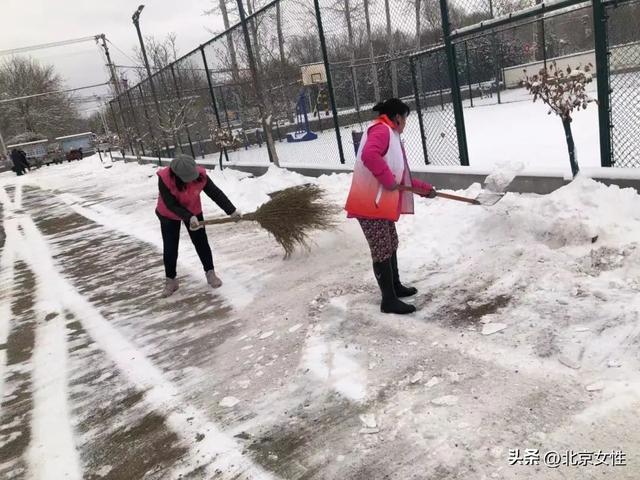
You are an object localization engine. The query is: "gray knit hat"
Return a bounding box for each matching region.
[170,154,199,182]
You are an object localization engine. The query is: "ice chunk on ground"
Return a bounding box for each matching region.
[482,323,508,335]
[432,395,459,406]
[219,396,240,408]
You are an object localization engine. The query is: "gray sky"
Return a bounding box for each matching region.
[1,0,225,115]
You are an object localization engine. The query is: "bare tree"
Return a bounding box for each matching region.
[132,33,180,81]
[156,96,194,155]
[385,0,399,97]
[363,0,381,101]
[524,62,596,177]
[326,0,362,111]
[276,1,286,66]
[205,0,242,84]
[0,57,83,141]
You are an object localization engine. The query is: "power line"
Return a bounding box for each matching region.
[0,35,101,56]
[113,63,252,75]
[0,82,110,104]
[106,38,141,66]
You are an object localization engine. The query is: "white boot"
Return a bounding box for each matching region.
[206,269,222,289]
[162,277,179,297]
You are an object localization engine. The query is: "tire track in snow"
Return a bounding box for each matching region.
[16,214,275,479]
[64,311,190,480]
[26,267,81,479]
[0,218,16,415]
[0,185,19,430]
[55,192,255,310]
[0,258,36,479]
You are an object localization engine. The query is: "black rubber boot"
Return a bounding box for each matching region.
[391,252,418,298]
[373,259,416,314]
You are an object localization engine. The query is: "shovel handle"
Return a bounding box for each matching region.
[434,191,480,205]
[399,186,480,205]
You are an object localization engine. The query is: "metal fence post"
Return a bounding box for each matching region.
[114,96,134,155]
[137,84,161,164]
[314,0,346,164]
[592,0,613,167]
[464,41,474,108]
[439,0,470,166]
[410,56,430,164]
[488,0,502,104]
[217,86,233,131]
[125,89,146,157]
[170,64,196,158]
[541,17,548,69]
[108,101,121,139]
[199,45,230,165]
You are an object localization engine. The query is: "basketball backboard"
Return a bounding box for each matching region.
[301,63,327,86]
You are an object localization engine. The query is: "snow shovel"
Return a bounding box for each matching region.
[400,186,504,206]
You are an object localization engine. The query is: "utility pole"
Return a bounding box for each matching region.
[98,34,122,96]
[0,128,7,158]
[132,4,167,157]
[99,34,137,155]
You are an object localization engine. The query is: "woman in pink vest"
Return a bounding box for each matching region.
[345,99,436,314]
[156,154,240,297]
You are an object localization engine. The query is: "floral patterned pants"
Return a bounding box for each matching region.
[357,218,399,263]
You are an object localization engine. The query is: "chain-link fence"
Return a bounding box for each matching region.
[606,0,640,167]
[109,0,639,169]
[410,47,460,165]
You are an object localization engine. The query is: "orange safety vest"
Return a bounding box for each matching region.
[345,117,414,221]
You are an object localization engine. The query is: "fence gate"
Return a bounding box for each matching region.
[605,0,640,167]
[410,48,462,166]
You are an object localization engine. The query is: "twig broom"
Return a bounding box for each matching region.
[198,184,339,258]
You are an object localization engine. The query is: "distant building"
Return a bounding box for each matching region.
[55,132,96,154]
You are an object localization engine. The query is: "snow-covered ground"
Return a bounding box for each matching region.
[211,83,612,177]
[2,156,640,478]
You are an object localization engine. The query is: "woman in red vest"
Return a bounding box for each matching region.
[156,154,240,297]
[345,99,436,314]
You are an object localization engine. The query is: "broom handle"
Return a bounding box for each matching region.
[199,216,251,226]
[399,186,479,205]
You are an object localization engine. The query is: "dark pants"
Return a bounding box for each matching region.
[358,218,399,263]
[158,212,214,279]
[12,161,25,176]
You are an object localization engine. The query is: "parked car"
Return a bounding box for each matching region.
[66,148,83,161]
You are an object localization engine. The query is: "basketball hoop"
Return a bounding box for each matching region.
[301,63,327,86]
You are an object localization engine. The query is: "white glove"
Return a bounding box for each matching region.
[189,216,203,231]
[230,210,242,222]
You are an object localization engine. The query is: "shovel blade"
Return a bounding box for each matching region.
[475,192,505,206]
